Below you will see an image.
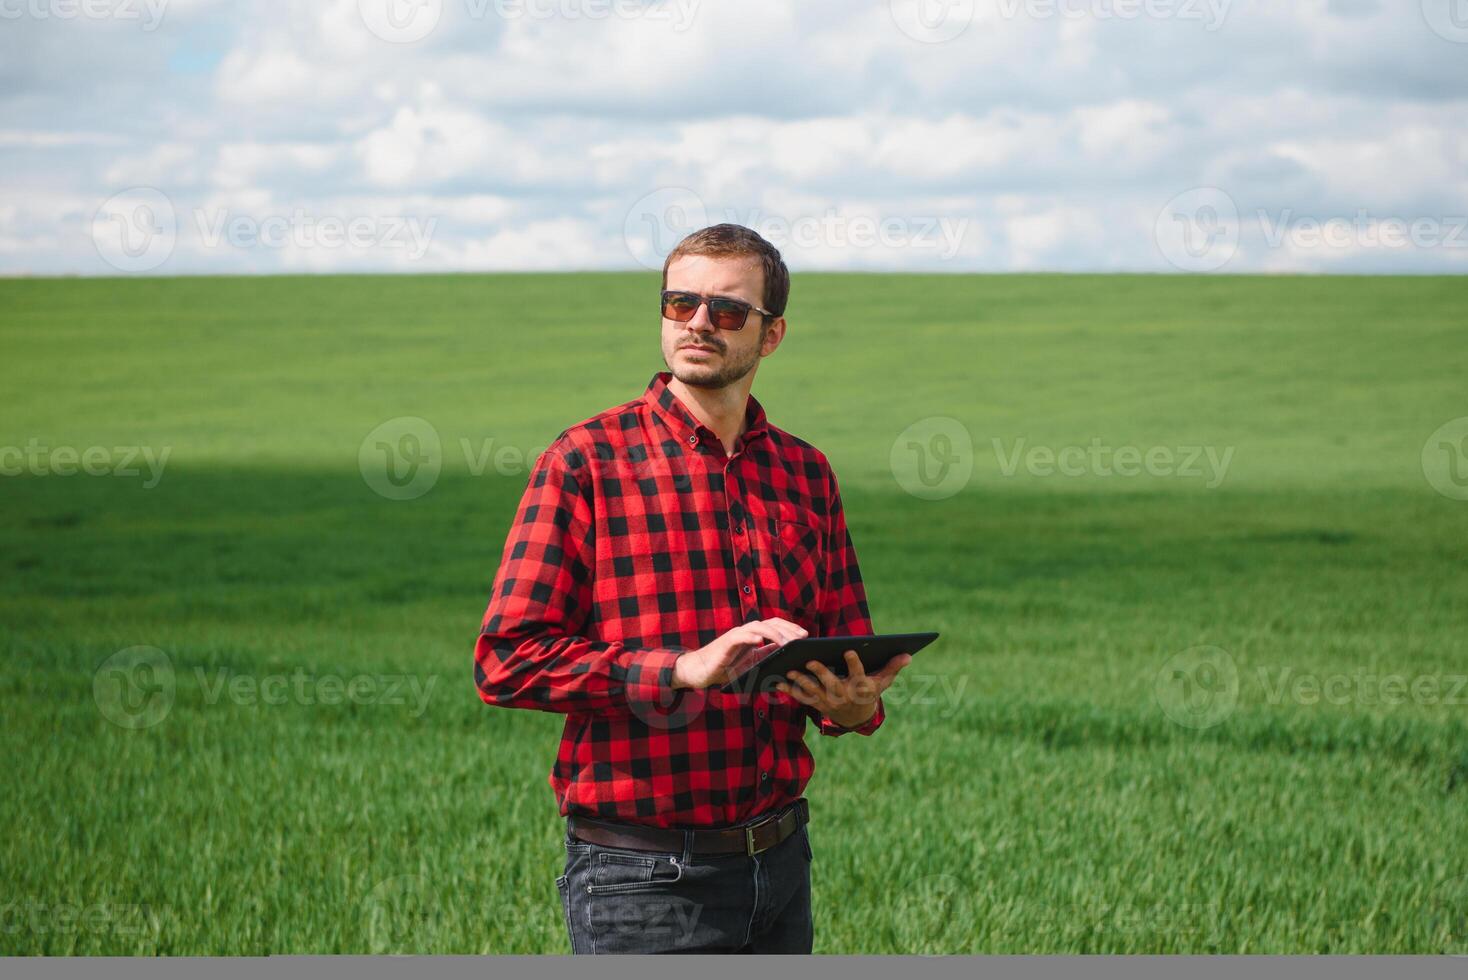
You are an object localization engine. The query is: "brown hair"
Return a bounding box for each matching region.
[661,223,790,318]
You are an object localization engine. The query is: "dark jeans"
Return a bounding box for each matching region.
[556,813,814,954]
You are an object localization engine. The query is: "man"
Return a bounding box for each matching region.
[473,223,912,954]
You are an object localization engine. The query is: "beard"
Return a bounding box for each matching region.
[664,322,768,389]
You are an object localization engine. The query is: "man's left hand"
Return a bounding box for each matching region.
[775,650,913,729]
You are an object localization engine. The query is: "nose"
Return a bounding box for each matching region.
[684,301,716,334]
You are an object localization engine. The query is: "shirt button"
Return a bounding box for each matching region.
[758,710,766,719]
[733,523,744,534]
[742,585,751,594]
[688,434,697,446]
[761,772,770,782]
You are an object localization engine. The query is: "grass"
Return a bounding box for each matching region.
[1,272,1466,953]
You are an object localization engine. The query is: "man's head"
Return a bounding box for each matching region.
[660,224,789,390]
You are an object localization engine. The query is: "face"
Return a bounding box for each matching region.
[661,254,784,389]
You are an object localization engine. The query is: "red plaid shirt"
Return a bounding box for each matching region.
[474,371,884,828]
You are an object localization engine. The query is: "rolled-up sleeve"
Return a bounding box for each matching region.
[473,437,684,715]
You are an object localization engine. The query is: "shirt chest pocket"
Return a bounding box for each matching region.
[754,508,824,628]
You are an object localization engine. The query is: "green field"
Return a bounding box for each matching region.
[2,272,1466,954]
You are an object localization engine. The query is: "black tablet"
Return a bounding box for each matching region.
[719,632,940,696]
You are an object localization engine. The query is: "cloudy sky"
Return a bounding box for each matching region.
[2,0,1466,276]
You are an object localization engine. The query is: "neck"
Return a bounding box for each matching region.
[667,374,752,452]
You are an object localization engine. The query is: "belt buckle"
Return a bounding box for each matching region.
[744,810,781,856]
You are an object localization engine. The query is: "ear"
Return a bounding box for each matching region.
[759,316,786,357]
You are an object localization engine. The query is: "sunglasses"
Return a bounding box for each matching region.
[660,290,775,332]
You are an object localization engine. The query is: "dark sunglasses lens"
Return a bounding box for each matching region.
[706,299,748,330]
[662,292,699,321]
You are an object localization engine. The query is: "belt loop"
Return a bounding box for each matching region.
[681,829,693,864]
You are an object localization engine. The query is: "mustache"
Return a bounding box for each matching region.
[679,338,723,351]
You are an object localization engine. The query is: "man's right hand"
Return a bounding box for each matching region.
[671,618,809,690]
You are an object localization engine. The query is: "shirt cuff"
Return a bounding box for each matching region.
[815,695,885,736]
[621,647,684,710]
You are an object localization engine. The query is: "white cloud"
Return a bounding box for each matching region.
[0,3,1465,274]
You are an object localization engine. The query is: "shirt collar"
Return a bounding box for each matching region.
[643,371,769,451]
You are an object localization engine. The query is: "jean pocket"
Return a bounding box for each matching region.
[585,851,684,896]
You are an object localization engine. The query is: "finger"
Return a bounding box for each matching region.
[804,659,840,687]
[784,669,824,700]
[873,653,913,681]
[803,660,848,703]
[774,681,816,706]
[762,618,810,646]
[728,642,778,677]
[735,623,785,651]
[842,649,868,681]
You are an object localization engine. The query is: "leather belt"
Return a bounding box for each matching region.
[568,798,808,857]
